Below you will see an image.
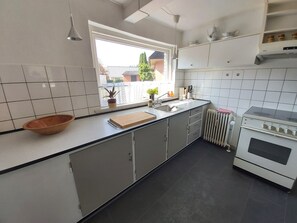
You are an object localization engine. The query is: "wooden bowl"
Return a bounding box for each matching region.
[23,115,75,135]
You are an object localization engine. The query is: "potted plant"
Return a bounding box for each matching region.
[104,86,119,108]
[146,87,158,101]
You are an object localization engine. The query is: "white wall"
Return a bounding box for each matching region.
[182,6,264,46]
[0,0,181,67]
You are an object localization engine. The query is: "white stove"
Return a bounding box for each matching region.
[234,107,297,189]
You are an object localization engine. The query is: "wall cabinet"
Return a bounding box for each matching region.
[208,34,259,67]
[134,120,167,180]
[69,133,134,216]
[0,155,82,223]
[178,34,260,69]
[178,44,210,69]
[260,0,297,52]
[167,111,189,158]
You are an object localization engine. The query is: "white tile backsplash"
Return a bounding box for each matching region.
[270,69,286,80]
[8,101,34,119]
[74,108,89,117]
[267,80,283,91]
[50,82,70,97]
[53,97,73,112]
[27,83,51,99]
[279,92,296,104]
[0,85,5,102]
[13,117,35,129]
[0,64,99,133]
[46,66,67,82]
[230,80,242,89]
[256,69,271,79]
[0,65,25,83]
[251,91,266,101]
[0,103,11,121]
[68,82,86,96]
[3,84,30,101]
[71,96,88,109]
[0,120,14,132]
[23,65,48,82]
[82,68,97,81]
[229,89,240,99]
[285,69,297,80]
[32,99,55,115]
[185,67,297,117]
[87,94,100,107]
[65,67,84,81]
[243,69,257,79]
[241,80,254,90]
[253,80,268,90]
[282,81,297,93]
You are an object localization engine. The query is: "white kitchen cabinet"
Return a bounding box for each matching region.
[134,120,167,180]
[167,111,189,158]
[0,155,82,223]
[187,106,205,144]
[178,44,210,69]
[208,34,260,67]
[69,133,134,216]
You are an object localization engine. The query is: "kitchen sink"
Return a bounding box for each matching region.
[154,104,183,113]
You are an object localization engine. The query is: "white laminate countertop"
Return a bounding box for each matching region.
[0,100,209,174]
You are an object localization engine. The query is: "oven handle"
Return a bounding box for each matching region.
[241,126,297,142]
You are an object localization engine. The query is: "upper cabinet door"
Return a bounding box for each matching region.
[208,34,260,68]
[178,44,210,69]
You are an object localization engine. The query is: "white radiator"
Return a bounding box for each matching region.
[203,109,234,151]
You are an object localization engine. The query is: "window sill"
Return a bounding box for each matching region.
[93,97,179,115]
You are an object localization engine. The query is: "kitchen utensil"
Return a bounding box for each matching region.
[23,114,75,135]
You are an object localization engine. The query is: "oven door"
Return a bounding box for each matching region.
[236,127,297,179]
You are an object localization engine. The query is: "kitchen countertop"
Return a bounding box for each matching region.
[0,99,209,174]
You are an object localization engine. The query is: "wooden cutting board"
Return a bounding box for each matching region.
[109,112,156,128]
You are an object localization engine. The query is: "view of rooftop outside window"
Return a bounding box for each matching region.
[94,38,173,107]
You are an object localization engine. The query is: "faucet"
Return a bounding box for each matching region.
[153,93,168,107]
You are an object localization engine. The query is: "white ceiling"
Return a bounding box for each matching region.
[111,0,264,31]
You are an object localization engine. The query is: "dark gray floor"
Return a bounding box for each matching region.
[85,139,297,223]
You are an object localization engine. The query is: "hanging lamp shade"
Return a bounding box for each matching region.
[67,0,82,41]
[67,14,82,41]
[172,15,180,60]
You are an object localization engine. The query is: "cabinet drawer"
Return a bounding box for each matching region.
[190,107,202,116]
[189,112,202,124]
[189,120,201,134]
[188,129,201,144]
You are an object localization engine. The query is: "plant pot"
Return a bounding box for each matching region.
[108,98,117,109]
[149,94,155,101]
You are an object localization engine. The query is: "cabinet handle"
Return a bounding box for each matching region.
[164,135,167,142]
[128,152,132,161]
[190,64,193,66]
[227,60,230,63]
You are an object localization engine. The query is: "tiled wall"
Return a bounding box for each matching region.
[184,68,297,116]
[0,65,100,132]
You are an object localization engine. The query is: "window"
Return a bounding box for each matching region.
[89,22,175,108]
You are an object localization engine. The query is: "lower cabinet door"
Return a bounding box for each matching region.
[168,111,189,158]
[69,133,134,216]
[134,120,167,180]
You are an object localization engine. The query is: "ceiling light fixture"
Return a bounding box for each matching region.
[67,0,82,41]
[172,14,180,60]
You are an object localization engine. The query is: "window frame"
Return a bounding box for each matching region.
[88,21,175,85]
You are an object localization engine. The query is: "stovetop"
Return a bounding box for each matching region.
[244,107,297,124]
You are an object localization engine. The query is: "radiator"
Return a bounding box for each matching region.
[203,109,234,151]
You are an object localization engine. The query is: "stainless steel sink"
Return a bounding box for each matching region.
[154,104,183,113]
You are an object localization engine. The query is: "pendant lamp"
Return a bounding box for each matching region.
[67,0,82,41]
[172,15,180,60]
